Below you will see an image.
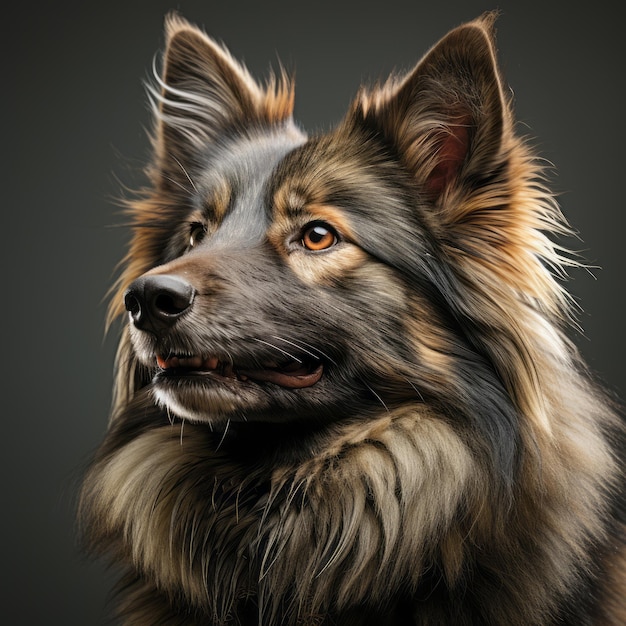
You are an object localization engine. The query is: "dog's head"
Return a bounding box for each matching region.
[113,14,571,451]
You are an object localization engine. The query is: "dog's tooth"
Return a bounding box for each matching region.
[179,355,202,368]
[204,356,219,370]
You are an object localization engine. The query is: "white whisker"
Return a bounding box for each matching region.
[162,173,194,195]
[172,155,199,193]
[295,338,338,366]
[252,338,303,363]
[216,419,231,451]
[363,382,389,413]
[271,336,321,361]
[404,377,425,402]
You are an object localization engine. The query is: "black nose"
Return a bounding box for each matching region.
[124,275,195,334]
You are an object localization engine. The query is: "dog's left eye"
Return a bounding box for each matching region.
[188,223,207,249]
[301,222,338,251]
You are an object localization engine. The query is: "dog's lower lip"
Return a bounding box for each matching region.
[237,363,323,388]
[155,354,323,388]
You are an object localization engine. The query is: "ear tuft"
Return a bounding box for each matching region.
[425,119,471,197]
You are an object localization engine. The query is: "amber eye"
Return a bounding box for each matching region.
[301,223,338,251]
[188,222,206,249]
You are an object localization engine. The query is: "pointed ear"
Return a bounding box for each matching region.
[150,14,294,187]
[354,14,507,201]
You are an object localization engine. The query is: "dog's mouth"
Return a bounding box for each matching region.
[155,354,324,389]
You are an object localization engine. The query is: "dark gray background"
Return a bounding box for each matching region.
[5,1,624,623]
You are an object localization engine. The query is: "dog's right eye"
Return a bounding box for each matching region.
[188,223,207,249]
[301,222,338,252]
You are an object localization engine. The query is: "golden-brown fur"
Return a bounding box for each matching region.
[80,12,625,625]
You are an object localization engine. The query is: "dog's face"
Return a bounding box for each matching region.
[119,15,520,437]
[124,121,446,425]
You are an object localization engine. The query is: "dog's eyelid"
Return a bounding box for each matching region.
[188,221,207,248]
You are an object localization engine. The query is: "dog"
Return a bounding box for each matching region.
[79,12,625,625]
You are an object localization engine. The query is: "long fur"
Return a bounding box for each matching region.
[80,12,625,625]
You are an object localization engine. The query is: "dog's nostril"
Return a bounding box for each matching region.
[124,275,195,333]
[154,291,191,316]
[124,291,141,318]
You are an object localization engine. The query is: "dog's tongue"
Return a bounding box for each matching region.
[238,363,323,388]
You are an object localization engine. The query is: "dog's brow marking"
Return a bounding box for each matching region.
[205,178,232,222]
[272,186,307,218]
[305,204,356,241]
